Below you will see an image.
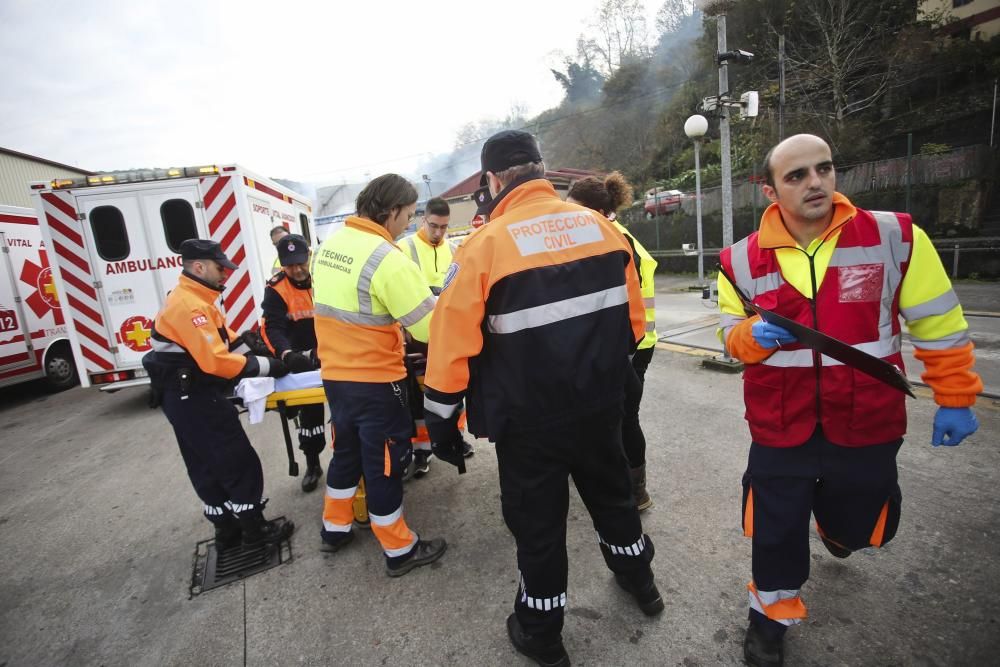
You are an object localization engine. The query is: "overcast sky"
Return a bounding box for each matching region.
[1,0,663,188]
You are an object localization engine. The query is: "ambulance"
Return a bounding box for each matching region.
[0,205,75,390]
[29,164,316,391]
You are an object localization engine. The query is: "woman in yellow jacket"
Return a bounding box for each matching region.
[568,172,658,511]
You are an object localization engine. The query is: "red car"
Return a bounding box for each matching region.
[644,189,683,218]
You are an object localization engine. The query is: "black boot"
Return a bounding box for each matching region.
[743,620,784,667]
[301,459,323,493]
[506,613,570,667]
[614,571,664,616]
[630,465,653,512]
[238,508,295,548]
[384,538,447,577]
[213,515,242,551]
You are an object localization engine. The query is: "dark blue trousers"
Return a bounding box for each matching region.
[161,388,264,521]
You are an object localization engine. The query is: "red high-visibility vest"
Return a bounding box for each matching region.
[721,209,914,447]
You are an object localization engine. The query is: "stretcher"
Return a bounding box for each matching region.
[262,371,369,524]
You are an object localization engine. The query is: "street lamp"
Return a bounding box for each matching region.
[685,114,709,286]
[421,174,433,199]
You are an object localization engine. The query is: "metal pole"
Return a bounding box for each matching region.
[778,34,786,141]
[906,133,913,214]
[718,13,734,249]
[991,78,998,148]
[953,244,960,279]
[695,139,705,285]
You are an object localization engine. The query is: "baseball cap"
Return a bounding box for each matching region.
[276,234,310,266]
[180,239,237,270]
[480,130,542,175]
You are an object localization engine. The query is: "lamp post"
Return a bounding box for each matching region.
[685,114,709,286]
[421,174,433,199]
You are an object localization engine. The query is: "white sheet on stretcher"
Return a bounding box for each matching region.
[235,371,323,425]
[273,370,323,392]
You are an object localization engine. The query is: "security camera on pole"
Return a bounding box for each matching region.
[694,0,758,252]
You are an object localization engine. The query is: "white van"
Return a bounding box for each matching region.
[30,164,315,391]
[0,205,76,390]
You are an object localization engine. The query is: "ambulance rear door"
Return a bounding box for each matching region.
[76,185,205,368]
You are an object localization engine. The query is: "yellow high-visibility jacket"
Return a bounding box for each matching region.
[400,228,460,290]
[614,221,658,349]
[313,216,436,383]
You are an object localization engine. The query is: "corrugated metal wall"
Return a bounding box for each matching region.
[0,152,89,208]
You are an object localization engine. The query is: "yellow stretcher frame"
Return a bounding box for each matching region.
[263,386,370,525]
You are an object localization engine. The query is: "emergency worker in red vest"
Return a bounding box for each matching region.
[718,135,982,666]
[143,239,294,550]
[261,233,324,492]
[423,131,662,666]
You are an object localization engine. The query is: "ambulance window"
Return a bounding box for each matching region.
[299,213,311,245]
[161,199,198,253]
[89,206,129,261]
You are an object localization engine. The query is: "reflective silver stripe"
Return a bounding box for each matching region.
[369,506,403,527]
[598,533,646,556]
[226,502,255,514]
[405,237,419,264]
[719,314,746,328]
[299,426,325,437]
[256,356,271,376]
[519,571,567,611]
[230,341,251,354]
[901,289,960,322]
[730,237,753,295]
[752,271,784,296]
[151,338,186,353]
[315,302,394,326]
[827,245,885,267]
[870,211,912,269]
[203,504,225,516]
[357,242,395,315]
[643,297,656,308]
[322,519,352,533]
[487,285,629,335]
[644,321,656,332]
[398,294,436,327]
[910,331,971,350]
[383,534,418,558]
[326,485,357,500]
[762,338,901,367]
[424,396,461,419]
[748,587,804,627]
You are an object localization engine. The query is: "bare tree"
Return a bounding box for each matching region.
[777,0,912,124]
[654,0,696,35]
[587,0,651,75]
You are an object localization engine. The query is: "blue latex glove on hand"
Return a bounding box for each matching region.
[751,320,798,349]
[931,407,978,446]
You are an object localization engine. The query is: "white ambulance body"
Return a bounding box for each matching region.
[0,205,76,390]
[30,165,315,391]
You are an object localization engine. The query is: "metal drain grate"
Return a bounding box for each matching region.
[189,517,293,596]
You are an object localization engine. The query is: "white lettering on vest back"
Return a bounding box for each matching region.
[507,212,604,256]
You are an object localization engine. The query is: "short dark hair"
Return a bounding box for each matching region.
[355,174,418,225]
[762,146,777,187]
[425,197,450,217]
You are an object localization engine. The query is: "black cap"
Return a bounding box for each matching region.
[480,130,542,175]
[180,239,237,270]
[276,234,309,266]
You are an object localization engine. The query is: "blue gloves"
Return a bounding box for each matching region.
[931,407,978,446]
[751,320,798,349]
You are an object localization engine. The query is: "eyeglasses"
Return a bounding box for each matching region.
[407,212,416,222]
[425,220,449,231]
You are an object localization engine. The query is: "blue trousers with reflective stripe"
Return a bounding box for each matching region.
[161,388,264,519]
[321,380,413,538]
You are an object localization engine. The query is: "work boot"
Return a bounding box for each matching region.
[238,510,295,548]
[630,465,653,512]
[319,531,354,553]
[819,534,852,559]
[505,613,570,667]
[385,538,447,577]
[213,516,242,551]
[462,440,475,458]
[301,464,323,493]
[614,572,665,616]
[743,621,784,667]
[413,450,432,478]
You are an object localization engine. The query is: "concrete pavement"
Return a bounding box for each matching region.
[1,289,999,665]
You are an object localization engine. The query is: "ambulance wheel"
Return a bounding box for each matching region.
[44,342,78,392]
